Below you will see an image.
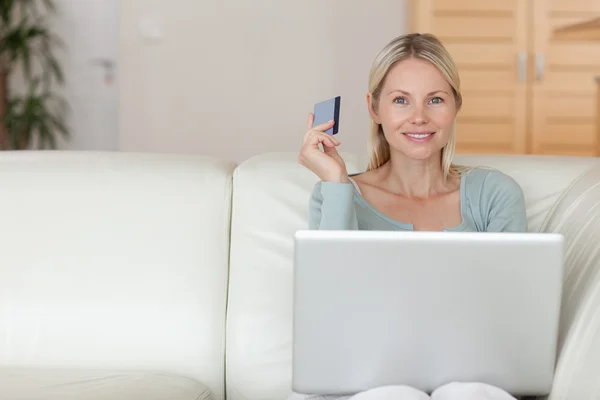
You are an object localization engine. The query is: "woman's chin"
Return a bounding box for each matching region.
[392,144,444,161]
[406,151,439,161]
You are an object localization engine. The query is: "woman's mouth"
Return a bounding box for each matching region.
[403,132,435,142]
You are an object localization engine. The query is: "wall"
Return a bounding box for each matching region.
[118,0,409,165]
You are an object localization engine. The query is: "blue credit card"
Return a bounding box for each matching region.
[313,96,341,135]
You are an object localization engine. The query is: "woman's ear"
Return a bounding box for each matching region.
[366,93,381,124]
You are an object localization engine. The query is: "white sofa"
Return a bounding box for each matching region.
[0,151,599,400]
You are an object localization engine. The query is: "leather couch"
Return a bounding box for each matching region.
[0,151,599,400]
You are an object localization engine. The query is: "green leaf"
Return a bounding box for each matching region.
[1,0,66,150]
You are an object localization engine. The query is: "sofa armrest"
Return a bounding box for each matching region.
[539,164,600,400]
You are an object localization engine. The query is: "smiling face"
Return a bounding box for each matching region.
[368,57,458,162]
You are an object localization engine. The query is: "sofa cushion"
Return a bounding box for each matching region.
[226,152,359,400]
[0,152,234,400]
[537,163,600,400]
[0,367,212,399]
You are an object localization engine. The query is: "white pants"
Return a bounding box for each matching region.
[288,382,518,400]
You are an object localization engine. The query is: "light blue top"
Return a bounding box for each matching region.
[309,167,527,232]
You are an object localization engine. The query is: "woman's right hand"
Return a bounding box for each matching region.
[298,113,349,183]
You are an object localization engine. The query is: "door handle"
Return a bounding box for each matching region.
[90,58,116,84]
[517,51,527,83]
[535,53,544,81]
[90,58,115,71]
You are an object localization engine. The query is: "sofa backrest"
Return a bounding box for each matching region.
[225,152,360,400]
[0,152,234,400]
[225,152,600,400]
[453,154,600,232]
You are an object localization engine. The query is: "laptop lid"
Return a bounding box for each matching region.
[292,230,564,397]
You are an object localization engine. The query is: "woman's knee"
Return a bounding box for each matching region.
[431,382,516,400]
[349,385,430,400]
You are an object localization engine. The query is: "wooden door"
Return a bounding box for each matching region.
[410,0,529,154]
[530,0,600,156]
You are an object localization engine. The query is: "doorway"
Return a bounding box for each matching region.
[52,0,119,151]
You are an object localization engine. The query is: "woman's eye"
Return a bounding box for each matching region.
[429,96,443,104]
[393,97,407,104]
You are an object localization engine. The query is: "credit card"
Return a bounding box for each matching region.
[313,96,341,135]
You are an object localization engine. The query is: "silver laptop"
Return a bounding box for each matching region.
[292,230,564,397]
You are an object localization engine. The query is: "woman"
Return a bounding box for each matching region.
[294,33,527,399]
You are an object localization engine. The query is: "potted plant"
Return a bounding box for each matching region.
[0,0,69,150]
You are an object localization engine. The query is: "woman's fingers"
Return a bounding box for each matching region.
[306,113,336,134]
[303,128,340,146]
[311,131,340,148]
[313,119,336,132]
[306,113,315,131]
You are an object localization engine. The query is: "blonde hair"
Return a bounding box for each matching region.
[366,33,469,180]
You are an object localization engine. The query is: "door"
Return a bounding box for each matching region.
[410,0,600,156]
[410,0,529,154]
[530,0,600,156]
[51,0,119,151]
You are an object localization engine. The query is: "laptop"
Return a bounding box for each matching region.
[292,230,564,397]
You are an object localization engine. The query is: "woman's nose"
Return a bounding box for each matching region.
[410,106,428,125]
